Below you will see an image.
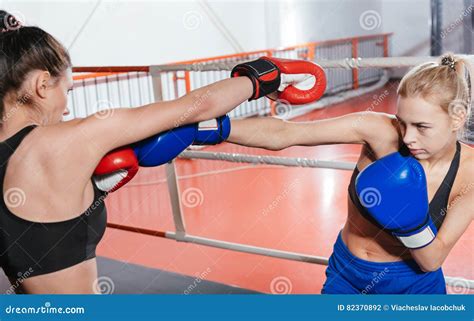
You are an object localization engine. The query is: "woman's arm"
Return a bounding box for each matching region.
[80,77,253,154]
[409,189,473,272]
[36,77,253,187]
[228,111,399,151]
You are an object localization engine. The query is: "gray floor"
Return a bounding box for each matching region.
[0,256,259,294]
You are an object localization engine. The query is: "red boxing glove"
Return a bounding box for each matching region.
[231,57,281,101]
[93,147,139,193]
[231,57,326,105]
[269,57,327,105]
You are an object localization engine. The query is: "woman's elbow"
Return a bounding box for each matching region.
[180,90,216,123]
[420,265,439,273]
[265,142,287,151]
[418,259,442,272]
[417,239,450,272]
[264,125,291,150]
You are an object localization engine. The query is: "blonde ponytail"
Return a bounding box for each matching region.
[397,53,473,141]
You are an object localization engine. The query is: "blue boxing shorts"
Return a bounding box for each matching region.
[321,231,446,294]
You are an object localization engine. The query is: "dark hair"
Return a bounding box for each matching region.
[0,10,71,119]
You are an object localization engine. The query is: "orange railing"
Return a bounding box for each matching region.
[68,33,391,120]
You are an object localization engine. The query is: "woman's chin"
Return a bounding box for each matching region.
[413,153,429,160]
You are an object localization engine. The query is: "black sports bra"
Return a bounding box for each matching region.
[348,141,461,230]
[0,125,107,278]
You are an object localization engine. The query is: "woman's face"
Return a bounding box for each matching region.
[396,95,457,160]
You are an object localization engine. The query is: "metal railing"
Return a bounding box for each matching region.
[69,33,391,120]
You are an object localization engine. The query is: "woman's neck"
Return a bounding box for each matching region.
[0,107,41,140]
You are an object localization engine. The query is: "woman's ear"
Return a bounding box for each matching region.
[34,70,52,99]
[448,100,468,131]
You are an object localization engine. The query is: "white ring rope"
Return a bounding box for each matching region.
[167,231,473,290]
[179,150,356,171]
[150,55,474,73]
[174,151,474,290]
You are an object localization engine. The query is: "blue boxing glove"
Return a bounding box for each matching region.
[132,115,230,167]
[193,115,231,145]
[132,123,197,167]
[355,152,437,249]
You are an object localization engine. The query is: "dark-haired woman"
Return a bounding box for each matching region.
[0,11,259,294]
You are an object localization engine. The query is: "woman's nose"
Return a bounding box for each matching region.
[403,127,417,146]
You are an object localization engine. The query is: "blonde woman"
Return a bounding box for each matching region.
[228,54,473,294]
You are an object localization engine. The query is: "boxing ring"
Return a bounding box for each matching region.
[71,33,474,293]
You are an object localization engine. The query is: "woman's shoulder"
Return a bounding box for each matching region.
[9,118,89,188]
[459,142,474,177]
[452,143,474,209]
[27,119,84,154]
[361,112,401,158]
